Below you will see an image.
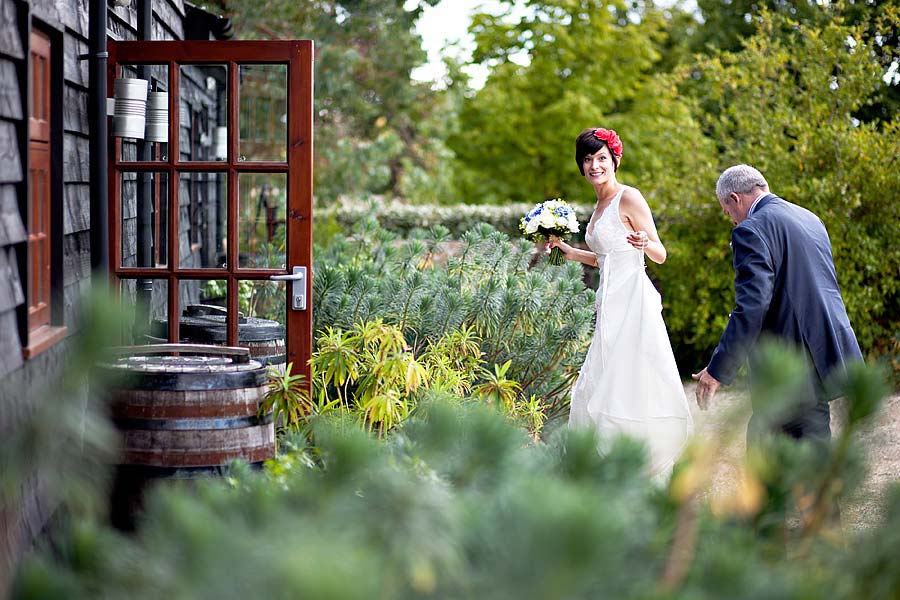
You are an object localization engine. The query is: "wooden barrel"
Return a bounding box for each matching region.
[152,304,286,365]
[101,345,274,528]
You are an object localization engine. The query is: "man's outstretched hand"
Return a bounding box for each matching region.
[692,368,721,410]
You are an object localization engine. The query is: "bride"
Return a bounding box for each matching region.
[549,128,693,480]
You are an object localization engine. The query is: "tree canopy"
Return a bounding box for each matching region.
[219,0,448,201]
[447,0,711,204]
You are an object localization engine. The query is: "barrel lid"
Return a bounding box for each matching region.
[152,305,284,343]
[103,355,260,373]
[99,355,267,390]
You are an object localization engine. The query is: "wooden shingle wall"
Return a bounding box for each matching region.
[0,0,51,586]
[1,0,194,586]
[0,0,25,387]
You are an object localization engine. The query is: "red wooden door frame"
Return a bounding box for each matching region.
[106,40,314,380]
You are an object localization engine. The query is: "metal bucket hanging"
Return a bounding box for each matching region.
[111,77,149,139]
[144,91,168,143]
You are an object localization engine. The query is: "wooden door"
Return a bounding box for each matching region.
[107,41,314,382]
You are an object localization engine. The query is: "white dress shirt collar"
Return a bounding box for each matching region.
[747,191,769,217]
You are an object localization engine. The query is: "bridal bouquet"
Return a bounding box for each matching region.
[519,199,580,266]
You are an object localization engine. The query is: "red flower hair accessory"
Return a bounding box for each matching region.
[593,128,623,159]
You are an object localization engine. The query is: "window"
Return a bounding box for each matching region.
[24,27,66,357]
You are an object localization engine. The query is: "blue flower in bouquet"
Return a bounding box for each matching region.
[519,198,580,265]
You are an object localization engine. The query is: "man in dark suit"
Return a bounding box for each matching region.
[693,164,862,440]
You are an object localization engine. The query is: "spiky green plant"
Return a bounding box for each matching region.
[472,360,521,411]
[514,395,548,441]
[310,320,438,435]
[260,362,313,433]
[312,219,594,421]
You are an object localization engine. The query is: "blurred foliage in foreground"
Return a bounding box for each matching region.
[9,330,900,598]
[0,294,124,521]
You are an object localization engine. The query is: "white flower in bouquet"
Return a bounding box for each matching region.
[519,199,580,266]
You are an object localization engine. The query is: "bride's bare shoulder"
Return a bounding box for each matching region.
[619,186,650,210]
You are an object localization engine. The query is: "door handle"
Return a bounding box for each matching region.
[269,266,307,310]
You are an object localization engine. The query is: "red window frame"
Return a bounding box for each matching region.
[24,28,67,358]
[27,30,51,331]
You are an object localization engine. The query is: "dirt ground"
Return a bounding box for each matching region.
[684,382,900,530]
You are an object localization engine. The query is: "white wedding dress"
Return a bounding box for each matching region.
[568,186,693,480]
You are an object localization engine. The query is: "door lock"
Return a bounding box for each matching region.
[269,266,307,310]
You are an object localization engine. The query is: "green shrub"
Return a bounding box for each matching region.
[657,8,900,374]
[312,220,596,424]
[308,319,515,434]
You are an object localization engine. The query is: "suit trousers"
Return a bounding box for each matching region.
[746,370,833,447]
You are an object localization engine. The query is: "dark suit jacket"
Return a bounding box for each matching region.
[707,194,862,397]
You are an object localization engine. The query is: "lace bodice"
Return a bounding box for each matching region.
[585,187,645,282]
[585,187,632,256]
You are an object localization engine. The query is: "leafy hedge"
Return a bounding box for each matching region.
[654,11,900,376]
[315,198,594,242]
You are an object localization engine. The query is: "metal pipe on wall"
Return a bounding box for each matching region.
[88,0,108,284]
[138,0,152,268]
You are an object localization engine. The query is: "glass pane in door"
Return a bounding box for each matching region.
[178,172,227,269]
[239,279,286,367]
[238,64,287,162]
[120,171,169,269]
[175,279,230,347]
[119,277,169,345]
[238,173,286,269]
[179,64,228,163]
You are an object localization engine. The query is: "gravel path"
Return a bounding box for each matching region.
[684,382,900,530]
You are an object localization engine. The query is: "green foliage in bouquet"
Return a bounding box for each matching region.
[12,345,898,600]
[312,219,595,426]
[519,199,581,266]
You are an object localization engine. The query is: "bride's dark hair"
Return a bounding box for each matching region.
[575,128,621,175]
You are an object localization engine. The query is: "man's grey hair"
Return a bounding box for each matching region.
[716,164,769,201]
